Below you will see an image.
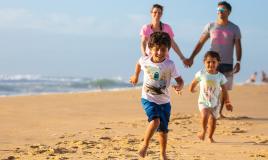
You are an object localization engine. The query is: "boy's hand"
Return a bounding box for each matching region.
[225,103,233,112]
[129,75,138,86]
[172,84,183,95]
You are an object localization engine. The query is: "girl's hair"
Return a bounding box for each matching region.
[151,4,164,12]
[204,51,221,62]
[148,32,171,50]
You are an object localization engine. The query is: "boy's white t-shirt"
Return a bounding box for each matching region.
[139,56,180,104]
[195,69,227,108]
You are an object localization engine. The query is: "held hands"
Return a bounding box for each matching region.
[183,58,194,68]
[129,75,139,86]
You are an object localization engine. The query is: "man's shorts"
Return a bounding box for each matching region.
[141,98,171,133]
[218,63,234,90]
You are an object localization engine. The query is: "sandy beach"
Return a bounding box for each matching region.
[0,85,268,160]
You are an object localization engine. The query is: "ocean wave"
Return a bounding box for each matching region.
[0,75,135,96]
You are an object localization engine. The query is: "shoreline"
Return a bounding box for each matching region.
[1,83,267,98]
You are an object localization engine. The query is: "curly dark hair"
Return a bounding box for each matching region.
[148,32,171,50]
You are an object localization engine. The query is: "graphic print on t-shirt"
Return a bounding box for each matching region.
[144,65,168,95]
[211,29,234,45]
[203,80,217,102]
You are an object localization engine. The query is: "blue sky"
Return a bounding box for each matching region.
[0,0,267,82]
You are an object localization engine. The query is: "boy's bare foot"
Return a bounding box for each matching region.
[138,145,148,158]
[209,137,216,143]
[197,132,205,141]
[161,154,168,160]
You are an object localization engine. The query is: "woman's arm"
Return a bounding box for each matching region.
[140,36,148,56]
[171,39,186,61]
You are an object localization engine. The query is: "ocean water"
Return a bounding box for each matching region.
[0,75,137,96]
[0,74,266,97]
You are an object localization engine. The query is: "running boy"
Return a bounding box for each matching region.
[189,51,233,143]
[130,32,184,159]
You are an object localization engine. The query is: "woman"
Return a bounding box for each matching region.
[140,4,186,64]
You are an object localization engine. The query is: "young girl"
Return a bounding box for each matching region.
[189,51,233,143]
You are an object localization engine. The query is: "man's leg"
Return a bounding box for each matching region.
[220,72,233,118]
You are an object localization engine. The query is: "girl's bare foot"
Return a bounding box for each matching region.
[197,132,205,141]
[138,145,148,158]
[209,137,216,143]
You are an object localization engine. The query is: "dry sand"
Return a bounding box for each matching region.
[0,85,268,160]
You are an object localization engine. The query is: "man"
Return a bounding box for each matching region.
[185,1,242,118]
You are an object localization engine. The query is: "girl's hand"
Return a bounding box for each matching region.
[172,84,183,95]
[225,102,233,112]
[129,75,138,86]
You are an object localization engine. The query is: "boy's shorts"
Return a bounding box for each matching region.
[141,98,171,133]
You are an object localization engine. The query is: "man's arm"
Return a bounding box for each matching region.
[185,34,209,67]
[233,39,242,73]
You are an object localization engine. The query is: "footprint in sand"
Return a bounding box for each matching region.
[125,147,138,152]
[99,136,112,140]
[127,138,140,145]
[258,139,268,144]
[231,127,247,133]
[2,156,16,160]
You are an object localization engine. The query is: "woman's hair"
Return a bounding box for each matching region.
[148,32,171,50]
[204,51,221,62]
[151,4,164,12]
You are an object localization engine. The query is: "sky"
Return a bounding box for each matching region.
[0,0,267,83]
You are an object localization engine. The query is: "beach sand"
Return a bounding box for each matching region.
[0,85,268,160]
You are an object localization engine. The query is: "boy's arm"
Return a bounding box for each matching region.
[221,84,233,111]
[172,76,184,94]
[129,62,141,86]
[189,78,199,93]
